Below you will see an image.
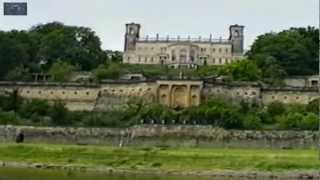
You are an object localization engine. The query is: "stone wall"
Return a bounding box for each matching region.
[203,83,261,104]
[0,125,318,149]
[261,88,319,105]
[0,81,318,111]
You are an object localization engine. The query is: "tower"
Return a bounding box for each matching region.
[124,23,141,51]
[229,25,244,55]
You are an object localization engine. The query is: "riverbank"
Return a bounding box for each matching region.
[0,144,319,179]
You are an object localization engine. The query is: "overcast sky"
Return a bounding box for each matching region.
[0,0,318,51]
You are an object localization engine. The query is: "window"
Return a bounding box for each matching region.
[251,91,256,95]
[151,57,154,62]
[311,80,318,87]
[284,96,287,100]
[161,47,167,52]
[38,91,42,94]
[219,58,222,64]
[212,48,216,53]
[138,56,142,62]
[86,92,90,95]
[226,59,229,64]
[296,96,300,100]
[212,58,216,64]
[74,91,78,95]
[145,57,148,63]
[225,48,229,53]
[127,57,130,62]
[219,48,222,53]
[202,57,207,65]
[201,48,206,52]
[172,55,176,61]
[190,49,195,62]
[179,49,187,62]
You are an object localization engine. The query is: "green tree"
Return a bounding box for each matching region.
[254,55,286,85]
[33,22,106,70]
[247,27,319,75]
[267,101,286,117]
[5,65,31,81]
[49,101,70,126]
[306,98,319,114]
[218,59,262,81]
[278,113,303,130]
[93,63,121,80]
[242,113,262,130]
[300,113,318,130]
[19,99,50,119]
[0,32,29,78]
[0,111,22,125]
[48,60,75,81]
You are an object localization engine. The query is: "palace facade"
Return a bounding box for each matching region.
[123,23,244,68]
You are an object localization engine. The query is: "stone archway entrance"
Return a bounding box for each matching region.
[157,80,203,108]
[172,86,188,109]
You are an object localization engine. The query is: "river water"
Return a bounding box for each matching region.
[0,168,229,180]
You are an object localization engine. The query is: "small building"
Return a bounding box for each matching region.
[284,75,319,88]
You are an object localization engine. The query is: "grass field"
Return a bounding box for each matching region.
[0,144,318,172]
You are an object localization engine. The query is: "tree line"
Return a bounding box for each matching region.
[0,22,121,81]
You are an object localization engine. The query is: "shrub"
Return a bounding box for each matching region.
[278,113,303,130]
[242,114,262,130]
[93,63,121,80]
[19,99,51,119]
[0,111,23,125]
[48,101,71,126]
[306,98,319,114]
[299,113,318,130]
[48,60,75,82]
[267,101,286,117]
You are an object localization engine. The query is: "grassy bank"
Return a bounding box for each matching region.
[0,144,318,173]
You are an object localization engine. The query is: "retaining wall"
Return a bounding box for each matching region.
[0,125,318,149]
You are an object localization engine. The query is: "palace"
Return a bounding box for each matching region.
[123,23,244,68]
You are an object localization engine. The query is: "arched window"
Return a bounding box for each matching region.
[171,50,176,61]
[190,49,195,62]
[179,49,187,62]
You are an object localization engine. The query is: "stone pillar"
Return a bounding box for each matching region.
[187,47,190,64]
[168,85,172,107]
[187,85,191,107]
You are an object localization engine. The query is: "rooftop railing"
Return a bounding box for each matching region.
[138,36,231,43]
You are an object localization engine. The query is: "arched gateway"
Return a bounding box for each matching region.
[157,80,203,108]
